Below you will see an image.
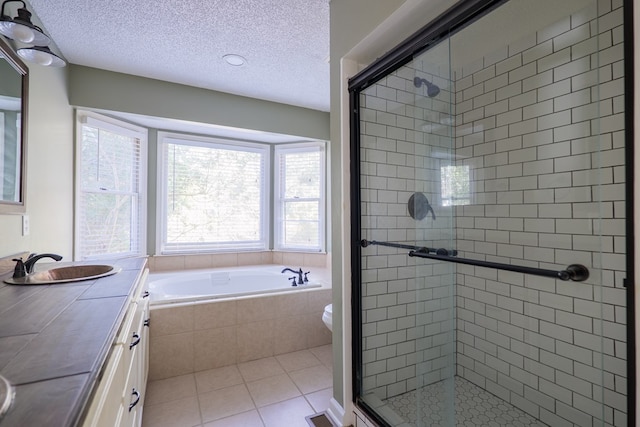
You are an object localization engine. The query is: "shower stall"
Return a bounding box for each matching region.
[349,0,631,426]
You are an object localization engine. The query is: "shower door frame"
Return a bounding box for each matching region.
[348,0,636,425]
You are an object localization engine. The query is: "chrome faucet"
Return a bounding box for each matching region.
[12,253,63,278]
[280,267,310,285]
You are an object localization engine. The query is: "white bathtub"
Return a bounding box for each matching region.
[148,264,326,305]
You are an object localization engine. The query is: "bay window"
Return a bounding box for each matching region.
[75,112,147,260]
[274,143,326,252]
[158,133,269,253]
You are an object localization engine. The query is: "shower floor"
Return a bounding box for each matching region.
[368,376,548,427]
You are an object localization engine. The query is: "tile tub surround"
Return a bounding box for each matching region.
[148,251,329,272]
[149,287,332,380]
[143,345,333,427]
[357,2,626,427]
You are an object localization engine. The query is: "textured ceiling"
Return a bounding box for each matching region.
[27,0,330,112]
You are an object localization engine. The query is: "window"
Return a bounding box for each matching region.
[75,113,147,260]
[0,112,5,198]
[158,133,269,253]
[0,104,22,202]
[274,142,325,252]
[441,165,470,206]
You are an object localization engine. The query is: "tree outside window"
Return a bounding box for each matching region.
[441,165,470,206]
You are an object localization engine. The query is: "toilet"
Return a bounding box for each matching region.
[322,304,333,332]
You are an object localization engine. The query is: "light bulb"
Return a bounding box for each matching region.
[11,24,35,43]
[31,50,53,66]
[18,47,65,67]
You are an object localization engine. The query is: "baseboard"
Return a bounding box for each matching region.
[326,398,347,426]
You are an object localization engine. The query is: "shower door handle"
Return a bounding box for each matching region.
[360,239,457,256]
[408,251,589,282]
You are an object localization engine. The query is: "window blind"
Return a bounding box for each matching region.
[275,143,325,251]
[76,114,146,259]
[160,136,269,252]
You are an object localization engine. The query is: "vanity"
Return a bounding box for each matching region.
[0,256,149,426]
[0,9,150,426]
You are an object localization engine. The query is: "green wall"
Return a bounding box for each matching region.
[68,65,330,257]
[69,65,329,140]
[0,61,329,263]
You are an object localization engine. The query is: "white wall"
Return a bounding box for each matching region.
[0,64,73,259]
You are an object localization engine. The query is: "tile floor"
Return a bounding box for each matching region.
[142,344,333,427]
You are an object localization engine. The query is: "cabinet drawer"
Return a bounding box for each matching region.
[123,300,145,369]
[116,268,149,348]
[132,268,150,301]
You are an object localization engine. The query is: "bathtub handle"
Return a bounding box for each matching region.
[304,272,310,282]
[142,290,150,298]
[289,276,298,286]
[144,318,150,327]
[129,333,141,350]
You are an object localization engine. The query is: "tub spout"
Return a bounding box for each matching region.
[281,267,303,285]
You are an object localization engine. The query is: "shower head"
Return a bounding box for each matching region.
[413,76,440,97]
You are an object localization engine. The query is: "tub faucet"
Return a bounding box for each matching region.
[281,267,304,285]
[12,253,63,278]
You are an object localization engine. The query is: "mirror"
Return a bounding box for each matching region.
[0,36,27,214]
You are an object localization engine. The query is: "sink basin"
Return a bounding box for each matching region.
[3,264,121,285]
[0,375,14,421]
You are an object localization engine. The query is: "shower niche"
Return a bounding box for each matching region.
[350,0,629,426]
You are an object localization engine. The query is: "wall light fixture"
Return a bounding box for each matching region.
[0,0,65,67]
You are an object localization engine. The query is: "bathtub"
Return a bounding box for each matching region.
[148,264,326,305]
[148,264,332,378]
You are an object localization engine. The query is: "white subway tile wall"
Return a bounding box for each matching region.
[357,1,626,426]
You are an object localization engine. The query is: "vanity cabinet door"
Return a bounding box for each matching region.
[122,298,147,427]
[136,271,150,398]
[138,296,150,404]
[81,346,126,427]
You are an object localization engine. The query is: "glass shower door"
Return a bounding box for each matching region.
[355,33,457,427]
[407,38,458,427]
[352,0,627,426]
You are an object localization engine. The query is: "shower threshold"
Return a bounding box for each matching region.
[363,376,548,427]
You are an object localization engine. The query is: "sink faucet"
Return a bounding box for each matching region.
[12,253,63,278]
